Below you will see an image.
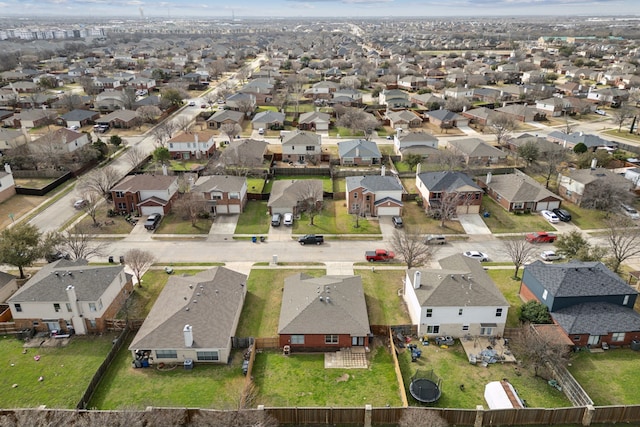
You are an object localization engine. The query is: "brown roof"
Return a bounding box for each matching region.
[112,174,177,192]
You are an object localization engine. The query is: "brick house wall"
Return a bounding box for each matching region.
[278,333,368,351]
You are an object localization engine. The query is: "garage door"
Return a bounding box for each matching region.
[547,201,561,210]
[377,206,400,216]
[228,204,241,214]
[215,205,229,214]
[140,206,164,216]
[271,208,289,215]
[535,202,548,212]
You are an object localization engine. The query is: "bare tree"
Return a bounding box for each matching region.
[534,149,568,189]
[174,115,193,133]
[295,181,324,226]
[136,105,162,124]
[235,97,256,118]
[581,179,632,214]
[78,190,102,227]
[605,216,640,273]
[503,236,536,279]
[399,408,448,427]
[124,248,156,288]
[121,88,138,110]
[510,323,570,378]
[431,192,463,227]
[336,107,380,139]
[207,59,228,80]
[59,224,108,260]
[391,228,433,269]
[611,104,635,132]
[285,74,308,117]
[220,123,242,142]
[174,192,207,227]
[57,94,85,113]
[236,67,249,84]
[488,113,517,148]
[151,121,177,147]
[123,146,147,171]
[431,149,463,171]
[77,166,121,201]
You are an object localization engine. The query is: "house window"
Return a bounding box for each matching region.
[89,303,97,312]
[612,332,625,342]
[66,303,72,312]
[117,202,127,210]
[212,193,222,200]
[169,143,173,148]
[88,319,97,328]
[426,325,440,334]
[197,351,219,361]
[305,145,315,151]
[458,308,463,316]
[513,203,523,210]
[623,295,630,305]
[462,325,469,331]
[573,336,580,341]
[353,193,358,199]
[229,192,239,200]
[426,309,432,318]
[542,289,548,300]
[325,335,339,344]
[365,195,370,201]
[115,191,124,198]
[54,303,61,312]
[98,299,103,310]
[14,304,22,312]
[291,335,304,344]
[496,308,503,317]
[156,350,178,359]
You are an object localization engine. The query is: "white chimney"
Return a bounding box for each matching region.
[184,324,193,347]
[413,271,421,290]
[162,164,168,175]
[416,163,421,175]
[486,172,492,184]
[590,158,597,170]
[381,165,386,176]
[356,147,360,158]
[4,163,12,174]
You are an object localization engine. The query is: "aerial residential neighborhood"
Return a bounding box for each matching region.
[1,10,640,426]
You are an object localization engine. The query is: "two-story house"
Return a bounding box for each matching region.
[192,175,247,215]
[345,173,404,217]
[110,174,179,216]
[167,131,217,160]
[393,131,439,160]
[416,171,483,215]
[282,131,322,164]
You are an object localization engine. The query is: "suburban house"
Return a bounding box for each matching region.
[251,111,285,130]
[167,131,217,160]
[95,91,126,112]
[337,139,382,166]
[494,104,541,122]
[397,75,427,90]
[478,171,562,213]
[425,109,468,129]
[267,179,323,215]
[225,92,257,113]
[129,267,247,365]
[305,81,340,99]
[557,167,631,206]
[8,259,133,335]
[59,109,100,129]
[393,131,439,159]
[95,110,140,129]
[281,130,322,164]
[379,89,411,108]
[520,261,640,348]
[462,107,495,128]
[547,131,617,151]
[403,254,510,337]
[416,171,483,215]
[448,138,507,166]
[345,173,404,216]
[0,163,16,203]
[586,87,628,107]
[110,174,179,215]
[218,138,268,170]
[278,273,370,351]
[506,133,566,157]
[298,111,330,132]
[192,175,248,215]
[0,271,18,304]
[3,109,56,129]
[31,129,91,154]
[386,110,423,130]
[206,110,244,130]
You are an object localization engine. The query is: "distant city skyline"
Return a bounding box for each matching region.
[1,0,639,19]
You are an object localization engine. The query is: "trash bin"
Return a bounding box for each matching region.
[184,359,193,370]
[631,340,640,351]
[483,211,490,218]
[119,256,125,264]
[108,256,114,263]
[252,236,257,243]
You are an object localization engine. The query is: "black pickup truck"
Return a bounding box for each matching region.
[298,234,324,245]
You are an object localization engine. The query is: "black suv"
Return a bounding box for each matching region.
[144,213,162,230]
[552,208,571,222]
[392,216,403,228]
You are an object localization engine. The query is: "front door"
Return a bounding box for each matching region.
[352,336,365,346]
[587,335,600,346]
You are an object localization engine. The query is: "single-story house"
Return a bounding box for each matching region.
[479,171,563,213]
[267,179,323,215]
[425,109,468,129]
[251,111,285,130]
[337,139,382,166]
[59,109,100,129]
[31,129,91,154]
[448,138,507,166]
[206,110,244,130]
[298,111,330,132]
[96,110,140,129]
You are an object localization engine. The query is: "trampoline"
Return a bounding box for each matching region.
[410,369,442,404]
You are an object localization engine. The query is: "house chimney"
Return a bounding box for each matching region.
[184,324,193,347]
[356,147,360,158]
[162,164,168,176]
[4,163,11,174]
[413,271,421,289]
[590,158,597,170]
[194,133,199,144]
[381,165,386,176]
[66,284,87,335]
[486,172,492,184]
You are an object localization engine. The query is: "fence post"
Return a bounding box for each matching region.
[474,405,484,427]
[582,405,595,426]
[364,404,372,427]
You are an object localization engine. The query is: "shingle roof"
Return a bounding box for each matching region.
[278,274,370,336]
[449,138,506,158]
[337,139,382,159]
[417,171,481,193]
[60,109,98,121]
[111,174,177,192]
[485,173,560,203]
[129,267,247,351]
[552,302,640,335]
[563,167,629,187]
[298,111,330,124]
[345,175,403,194]
[193,175,245,193]
[207,110,244,123]
[252,110,285,124]
[268,179,323,209]
[282,130,321,146]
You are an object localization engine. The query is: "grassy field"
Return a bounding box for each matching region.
[481,198,555,234]
[235,269,326,337]
[252,346,403,407]
[293,200,381,235]
[263,175,333,193]
[357,269,411,325]
[155,212,212,234]
[487,268,525,328]
[235,200,270,234]
[0,334,119,409]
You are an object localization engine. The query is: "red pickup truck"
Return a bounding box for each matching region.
[525,231,557,243]
[365,249,395,262]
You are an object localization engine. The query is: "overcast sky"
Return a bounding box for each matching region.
[2,0,639,18]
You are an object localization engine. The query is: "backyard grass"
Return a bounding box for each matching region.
[487,268,525,328]
[235,269,326,337]
[89,335,248,409]
[263,175,333,193]
[235,200,270,234]
[246,177,265,193]
[167,159,208,172]
[252,346,403,407]
[0,334,119,409]
[357,269,411,326]
[333,177,346,193]
[154,212,212,234]
[481,198,555,234]
[293,201,381,235]
[397,340,571,409]
[568,349,640,405]
[13,178,58,188]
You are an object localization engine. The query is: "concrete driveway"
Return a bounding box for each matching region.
[457,214,492,235]
[267,223,292,241]
[208,215,238,241]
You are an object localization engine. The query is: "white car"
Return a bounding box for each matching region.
[541,250,561,261]
[188,101,196,106]
[541,210,559,224]
[621,204,640,220]
[283,212,294,226]
[463,251,489,262]
[73,199,87,209]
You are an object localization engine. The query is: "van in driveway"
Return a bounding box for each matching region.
[425,234,446,245]
[271,213,282,227]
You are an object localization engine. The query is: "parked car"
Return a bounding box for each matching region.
[463,251,489,262]
[283,213,294,226]
[541,250,562,261]
[595,109,606,116]
[552,208,572,222]
[271,213,282,227]
[144,213,162,230]
[258,128,265,135]
[621,203,640,220]
[365,249,395,262]
[67,125,79,131]
[298,234,324,245]
[392,216,403,228]
[188,100,196,106]
[425,234,446,245]
[541,210,559,224]
[45,251,70,263]
[73,199,87,209]
[525,231,557,243]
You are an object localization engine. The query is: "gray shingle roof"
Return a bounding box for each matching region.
[278,274,370,336]
[553,302,640,335]
[282,130,321,147]
[449,138,506,158]
[417,171,481,193]
[252,110,285,124]
[485,173,560,203]
[267,179,323,210]
[129,267,247,351]
[207,109,244,123]
[193,175,245,193]
[337,139,382,159]
[111,174,177,192]
[345,175,403,194]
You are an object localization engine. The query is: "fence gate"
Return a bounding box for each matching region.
[232,337,254,349]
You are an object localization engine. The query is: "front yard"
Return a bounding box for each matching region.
[480,198,556,234]
[154,212,212,234]
[234,200,270,235]
[401,201,466,235]
[293,200,381,235]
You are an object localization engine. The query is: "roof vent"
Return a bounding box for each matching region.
[319,296,324,302]
[189,284,193,289]
[326,296,331,303]
[186,307,190,311]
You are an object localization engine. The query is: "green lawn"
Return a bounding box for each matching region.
[235,200,270,234]
[293,201,381,235]
[481,198,555,233]
[555,202,607,230]
[263,176,333,193]
[154,212,212,234]
[487,268,525,328]
[0,334,119,409]
[235,269,326,337]
[167,159,208,172]
[357,269,411,325]
[252,347,403,407]
[333,177,346,193]
[246,178,265,193]
[89,334,248,409]
[569,349,640,405]
[77,205,135,235]
[401,201,466,235]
